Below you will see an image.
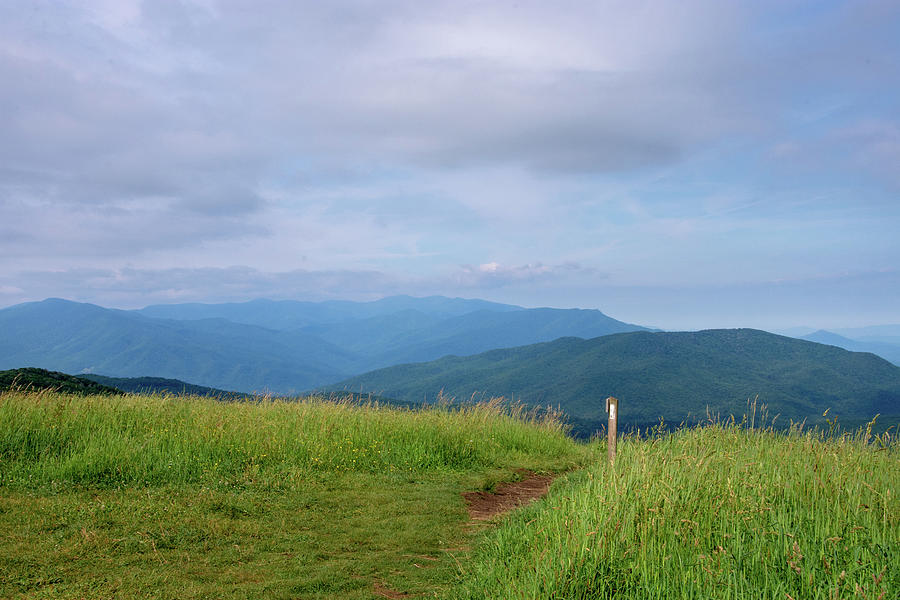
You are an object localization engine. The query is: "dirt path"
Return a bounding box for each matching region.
[463,471,554,521]
[373,471,556,598]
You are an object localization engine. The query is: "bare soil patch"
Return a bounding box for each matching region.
[463,471,554,521]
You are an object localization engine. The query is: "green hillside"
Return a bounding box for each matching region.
[81,374,247,400]
[2,390,895,599]
[331,329,900,431]
[0,367,122,396]
[0,390,586,599]
[1,367,249,400]
[454,424,898,599]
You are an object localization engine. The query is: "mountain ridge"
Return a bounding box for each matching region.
[0,367,124,396]
[329,328,900,431]
[799,330,900,366]
[0,296,645,393]
[0,299,354,393]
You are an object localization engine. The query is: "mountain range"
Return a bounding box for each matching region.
[0,296,646,393]
[329,329,900,434]
[798,330,900,366]
[3,296,898,433]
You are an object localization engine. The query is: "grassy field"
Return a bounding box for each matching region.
[2,391,897,599]
[0,390,588,599]
[454,419,899,599]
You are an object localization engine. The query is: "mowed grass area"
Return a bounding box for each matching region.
[454,421,899,599]
[0,391,589,599]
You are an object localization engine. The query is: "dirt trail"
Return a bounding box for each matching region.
[373,471,556,598]
[463,471,554,521]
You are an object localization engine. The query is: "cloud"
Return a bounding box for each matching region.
[451,261,601,289]
[0,1,897,329]
[4,0,897,209]
[0,0,783,217]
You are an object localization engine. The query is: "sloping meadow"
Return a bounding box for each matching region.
[0,391,582,489]
[0,391,589,599]
[454,422,898,599]
[2,391,896,599]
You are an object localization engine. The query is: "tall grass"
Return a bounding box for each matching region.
[454,422,898,599]
[0,390,581,489]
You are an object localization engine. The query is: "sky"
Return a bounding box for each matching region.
[0,0,898,330]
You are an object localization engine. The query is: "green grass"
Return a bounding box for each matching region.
[0,390,588,599]
[0,391,582,489]
[3,391,897,599]
[453,420,899,599]
[1,476,469,598]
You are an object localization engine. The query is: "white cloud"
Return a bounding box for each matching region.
[0,1,897,326]
[452,262,596,289]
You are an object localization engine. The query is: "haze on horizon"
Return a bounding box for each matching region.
[1,1,898,331]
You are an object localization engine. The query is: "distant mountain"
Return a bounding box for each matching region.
[307,307,648,371]
[298,309,445,355]
[0,367,122,395]
[136,296,648,371]
[830,324,900,346]
[775,326,818,338]
[0,298,355,394]
[81,374,247,399]
[800,330,900,366]
[330,329,900,433]
[136,295,521,330]
[0,296,646,393]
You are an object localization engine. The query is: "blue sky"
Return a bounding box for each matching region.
[0,0,898,330]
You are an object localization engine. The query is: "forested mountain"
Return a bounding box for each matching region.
[5,297,899,436]
[331,329,900,432]
[0,367,243,399]
[0,367,122,395]
[0,299,354,393]
[0,297,645,393]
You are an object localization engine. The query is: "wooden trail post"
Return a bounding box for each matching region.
[605,396,618,463]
